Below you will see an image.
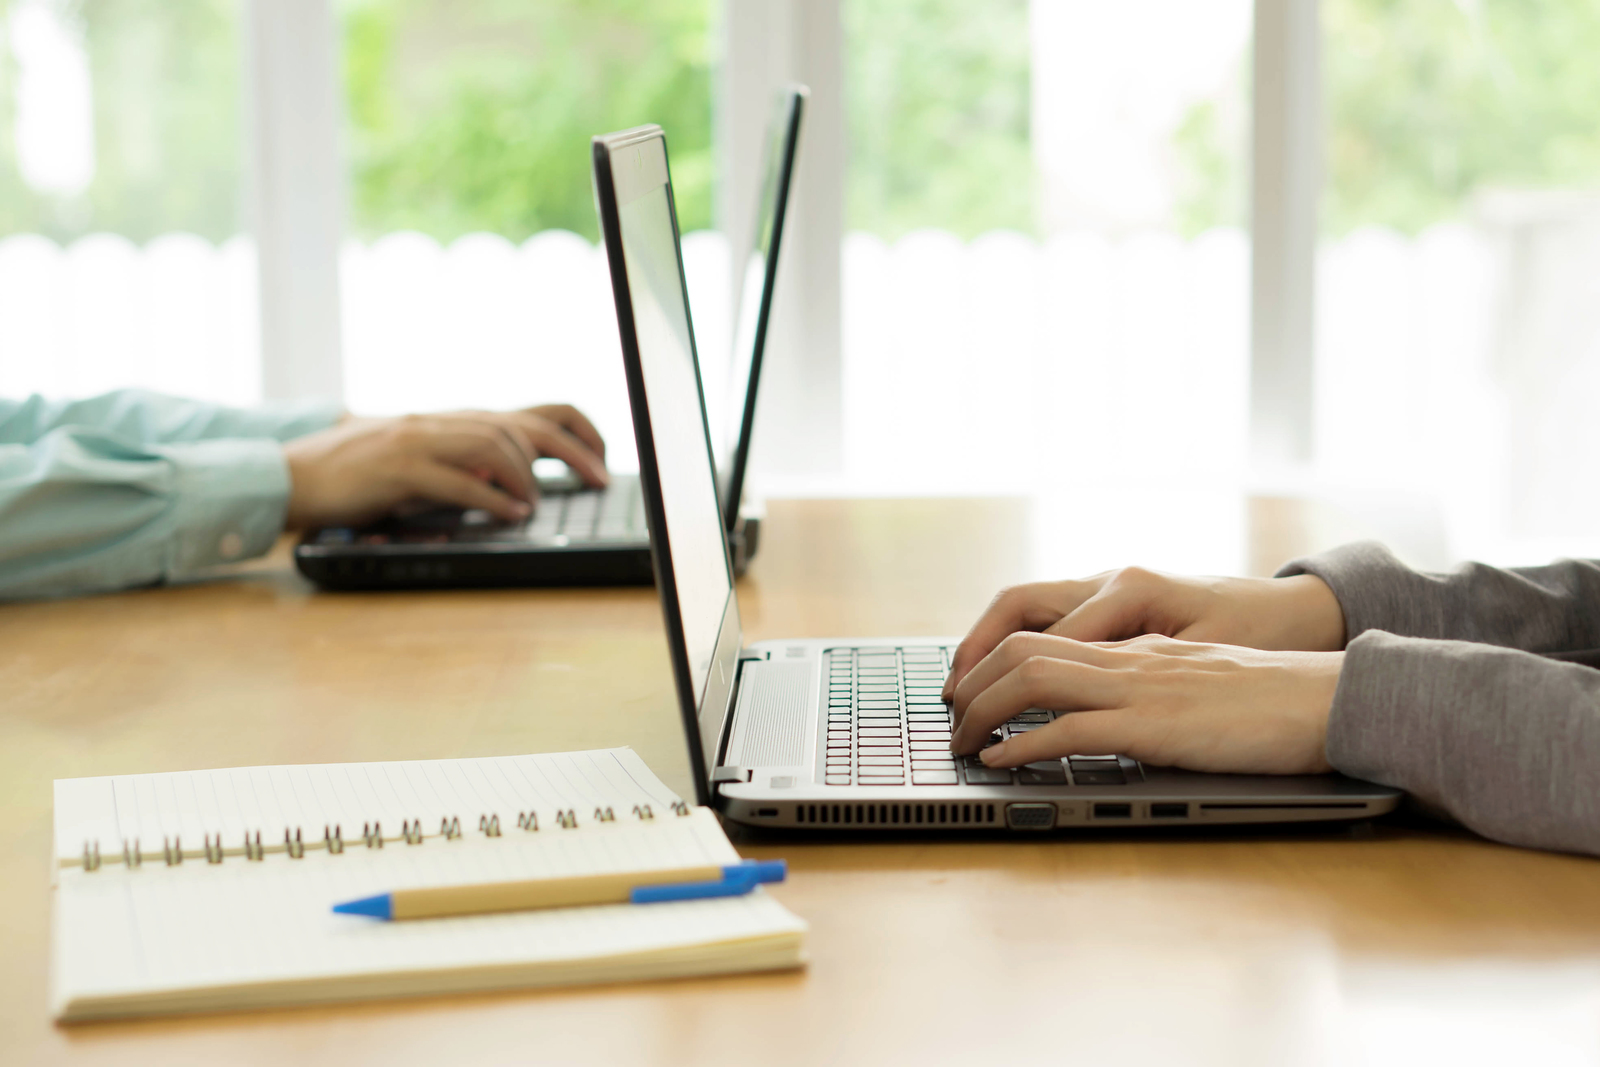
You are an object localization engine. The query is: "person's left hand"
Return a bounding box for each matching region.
[947,633,1343,775]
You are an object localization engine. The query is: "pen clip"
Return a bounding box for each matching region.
[629,859,787,905]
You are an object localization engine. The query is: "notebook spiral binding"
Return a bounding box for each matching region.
[76,799,694,872]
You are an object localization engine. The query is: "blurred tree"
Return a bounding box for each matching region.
[0,0,241,242]
[343,0,713,243]
[1324,0,1600,234]
[13,0,1596,248]
[1175,0,1600,236]
[845,0,1033,240]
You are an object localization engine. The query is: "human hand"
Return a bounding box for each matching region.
[443,404,609,489]
[282,405,607,528]
[948,633,1343,775]
[942,567,1345,701]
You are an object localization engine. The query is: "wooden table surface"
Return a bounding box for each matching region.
[5,497,1600,1066]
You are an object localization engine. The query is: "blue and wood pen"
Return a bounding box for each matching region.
[333,859,788,921]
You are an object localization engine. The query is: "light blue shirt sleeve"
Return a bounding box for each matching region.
[0,389,342,446]
[0,391,343,600]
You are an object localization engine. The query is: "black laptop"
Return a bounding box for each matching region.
[294,86,807,590]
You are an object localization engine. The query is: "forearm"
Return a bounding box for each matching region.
[1279,541,1600,654]
[0,430,289,599]
[1328,630,1600,856]
[0,390,341,446]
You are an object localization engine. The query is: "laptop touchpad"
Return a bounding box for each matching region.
[724,661,810,768]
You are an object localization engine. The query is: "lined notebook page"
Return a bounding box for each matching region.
[54,805,808,1014]
[54,748,680,867]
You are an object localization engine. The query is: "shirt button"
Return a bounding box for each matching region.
[219,532,245,560]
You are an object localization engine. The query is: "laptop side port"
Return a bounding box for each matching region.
[1150,802,1189,819]
[1092,802,1132,819]
[1005,803,1057,830]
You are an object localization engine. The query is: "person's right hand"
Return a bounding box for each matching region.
[282,409,606,529]
[941,568,1346,701]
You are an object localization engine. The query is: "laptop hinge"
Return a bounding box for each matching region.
[739,649,768,662]
[711,767,752,784]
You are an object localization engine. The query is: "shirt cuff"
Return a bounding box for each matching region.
[161,438,290,576]
[1275,541,1421,643]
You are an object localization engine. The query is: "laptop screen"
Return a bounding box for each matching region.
[716,86,805,529]
[598,131,738,757]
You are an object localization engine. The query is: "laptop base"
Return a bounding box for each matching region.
[713,637,1403,835]
[295,512,760,591]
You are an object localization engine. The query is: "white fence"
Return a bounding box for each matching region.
[2,223,1595,570]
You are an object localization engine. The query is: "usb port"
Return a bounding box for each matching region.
[754,808,778,817]
[1150,802,1189,818]
[1092,802,1132,819]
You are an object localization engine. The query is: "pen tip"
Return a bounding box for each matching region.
[332,894,392,919]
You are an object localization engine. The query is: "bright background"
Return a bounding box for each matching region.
[3,0,1600,576]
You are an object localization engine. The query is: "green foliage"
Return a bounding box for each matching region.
[1175,0,1600,236]
[845,0,1033,240]
[1171,98,1245,238]
[342,0,714,243]
[1324,0,1600,234]
[0,0,241,242]
[20,0,1598,247]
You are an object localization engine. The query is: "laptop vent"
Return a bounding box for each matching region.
[793,802,998,826]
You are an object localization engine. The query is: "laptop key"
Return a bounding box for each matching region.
[962,765,1014,785]
[912,771,959,785]
[1071,770,1127,786]
[825,776,852,786]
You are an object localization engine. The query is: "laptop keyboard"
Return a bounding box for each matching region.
[457,475,648,545]
[822,645,1136,787]
[522,476,648,543]
[321,475,649,547]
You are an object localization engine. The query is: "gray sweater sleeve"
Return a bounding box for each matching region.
[1277,540,1600,658]
[1275,542,1600,855]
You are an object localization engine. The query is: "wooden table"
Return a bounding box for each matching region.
[5,498,1600,1065]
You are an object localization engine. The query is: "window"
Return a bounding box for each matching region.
[0,0,254,404]
[8,0,1600,575]
[839,0,1253,574]
[1318,0,1600,564]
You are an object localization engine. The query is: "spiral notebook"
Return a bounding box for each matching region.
[50,748,806,1022]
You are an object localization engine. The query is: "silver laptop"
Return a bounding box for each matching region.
[591,123,1403,832]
